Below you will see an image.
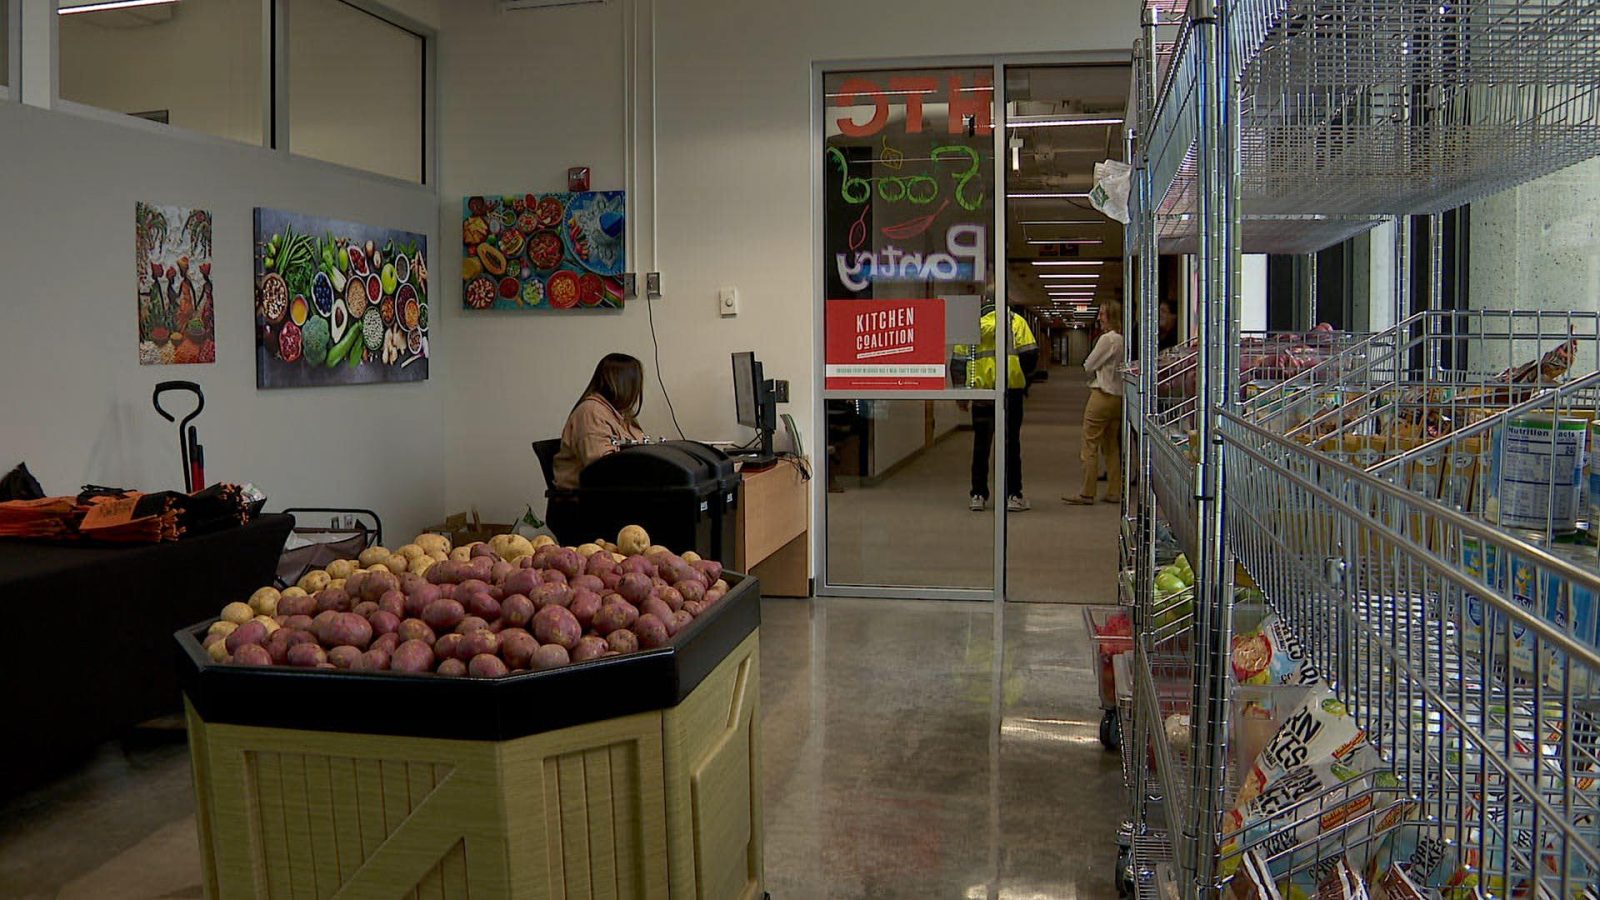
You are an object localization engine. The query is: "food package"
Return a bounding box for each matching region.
[1368,859,1426,900]
[1315,857,1370,900]
[1361,824,1478,899]
[1225,851,1283,900]
[1234,685,1366,809]
[1232,615,1322,687]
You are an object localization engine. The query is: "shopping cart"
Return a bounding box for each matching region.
[1087,605,1137,750]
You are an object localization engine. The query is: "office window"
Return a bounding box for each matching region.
[288,0,424,183]
[57,0,265,145]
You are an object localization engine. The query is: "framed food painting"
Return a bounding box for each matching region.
[461,191,626,311]
[137,202,215,365]
[253,208,429,389]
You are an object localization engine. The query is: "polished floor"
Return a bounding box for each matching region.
[0,598,1127,899]
[826,365,1123,604]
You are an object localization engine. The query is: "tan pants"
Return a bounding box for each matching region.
[1080,387,1123,500]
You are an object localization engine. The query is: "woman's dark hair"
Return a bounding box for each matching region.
[580,353,644,419]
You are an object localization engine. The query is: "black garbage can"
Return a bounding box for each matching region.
[569,442,742,562]
[658,441,741,563]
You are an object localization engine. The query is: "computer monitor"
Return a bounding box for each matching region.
[731,351,777,462]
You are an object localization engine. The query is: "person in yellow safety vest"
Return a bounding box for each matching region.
[953,301,1038,512]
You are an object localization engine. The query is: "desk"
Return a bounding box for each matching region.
[735,462,810,597]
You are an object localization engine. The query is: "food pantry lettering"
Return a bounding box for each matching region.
[835,223,985,292]
[855,308,917,356]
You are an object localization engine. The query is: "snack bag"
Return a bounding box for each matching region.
[1235,685,1365,808]
[1226,851,1283,900]
[1369,861,1426,900]
[1232,615,1321,686]
[1315,857,1370,900]
[1362,823,1478,899]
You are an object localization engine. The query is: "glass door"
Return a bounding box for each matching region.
[815,64,1004,598]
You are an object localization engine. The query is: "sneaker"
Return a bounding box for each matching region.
[970,494,987,511]
[1006,495,1031,512]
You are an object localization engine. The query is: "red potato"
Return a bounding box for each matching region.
[488,585,506,601]
[378,590,407,618]
[287,643,328,668]
[425,560,460,585]
[670,610,694,633]
[500,594,535,628]
[397,618,436,645]
[532,544,562,567]
[490,560,515,584]
[641,598,673,626]
[705,589,725,605]
[391,639,435,673]
[620,556,658,579]
[362,571,399,603]
[658,586,684,612]
[634,614,670,649]
[437,583,459,600]
[570,574,605,594]
[569,589,602,629]
[606,629,639,654]
[551,549,586,580]
[532,605,581,649]
[315,587,352,613]
[225,620,269,654]
[283,614,315,632]
[277,594,317,617]
[328,645,363,668]
[262,631,291,664]
[436,658,468,677]
[352,600,379,619]
[532,582,573,610]
[469,653,509,678]
[326,612,374,649]
[682,600,706,617]
[585,552,619,576]
[455,615,491,636]
[617,573,653,605]
[572,635,609,662]
[501,630,538,669]
[461,630,499,660]
[400,572,428,595]
[423,598,466,632]
[464,557,495,582]
[458,578,490,597]
[490,620,505,633]
[600,571,622,591]
[312,609,340,641]
[466,591,502,621]
[345,571,370,598]
[370,610,402,636]
[203,631,227,649]
[540,569,569,586]
[517,555,537,569]
[532,643,570,670]
[371,632,402,655]
[232,644,273,666]
[469,542,497,559]
[352,648,390,671]
[591,601,638,635]
[693,560,725,584]
[675,579,706,604]
[502,569,540,597]
[434,633,466,662]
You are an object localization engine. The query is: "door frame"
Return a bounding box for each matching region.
[810,51,1128,601]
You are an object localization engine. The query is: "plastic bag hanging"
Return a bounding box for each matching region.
[1089,159,1133,224]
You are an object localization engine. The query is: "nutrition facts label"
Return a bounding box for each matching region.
[1496,418,1584,530]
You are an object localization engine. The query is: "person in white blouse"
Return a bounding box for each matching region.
[1064,300,1125,505]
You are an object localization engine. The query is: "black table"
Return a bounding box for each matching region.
[0,513,293,800]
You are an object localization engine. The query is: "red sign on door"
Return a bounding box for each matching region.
[825,298,947,390]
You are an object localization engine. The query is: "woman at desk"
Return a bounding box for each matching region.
[552,353,646,489]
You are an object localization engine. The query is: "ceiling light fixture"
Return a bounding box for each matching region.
[1008,192,1090,199]
[1028,239,1103,246]
[58,0,178,12]
[1019,220,1100,226]
[1009,115,1124,128]
[1031,260,1105,266]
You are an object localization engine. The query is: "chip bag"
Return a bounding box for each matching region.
[1232,615,1321,686]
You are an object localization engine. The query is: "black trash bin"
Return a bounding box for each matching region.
[658,441,741,563]
[570,442,742,562]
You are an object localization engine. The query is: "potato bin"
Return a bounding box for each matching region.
[176,575,764,900]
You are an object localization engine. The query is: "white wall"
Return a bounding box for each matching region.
[58,0,264,145]
[0,100,444,537]
[437,0,1139,523]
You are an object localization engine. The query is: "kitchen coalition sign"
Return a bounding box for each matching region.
[825,298,947,390]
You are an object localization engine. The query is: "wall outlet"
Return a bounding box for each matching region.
[718,286,739,317]
[645,272,662,298]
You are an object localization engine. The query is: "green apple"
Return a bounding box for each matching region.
[1155,571,1184,596]
[1177,565,1195,587]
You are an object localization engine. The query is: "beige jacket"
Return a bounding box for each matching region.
[553,395,645,489]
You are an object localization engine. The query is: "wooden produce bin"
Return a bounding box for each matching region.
[176,577,764,900]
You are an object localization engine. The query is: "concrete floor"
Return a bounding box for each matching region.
[0,597,1127,899]
[827,365,1122,603]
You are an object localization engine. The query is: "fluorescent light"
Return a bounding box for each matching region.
[59,0,178,12]
[1020,220,1100,225]
[1009,115,1124,128]
[1008,192,1090,199]
[1028,239,1103,245]
[1039,273,1100,279]
[1031,260,1105,266]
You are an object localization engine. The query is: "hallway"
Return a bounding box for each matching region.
[826,362,1123,603]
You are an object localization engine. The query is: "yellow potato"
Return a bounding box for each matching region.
[531,534,557,550]
[682,551,702,563]
[208,639,231,663]
[576,543,601,558]
[328,578,347,591]
[616,524,650,556]
[297,570,331,593]
[429,550,448,563]
[645,544,671,559]
[611,552,627,564]
[358,546,391,567]
[396,543,425,560]
[381,554,409,574]
[248,587,281,616]
[410,554,436,575]
[208,620,239,637]
[252,615,280,634]
[221,602,255,625]
[491,533,535,561]
[414,533,451,555]
[326,558,357,580]
[281,586,308,599]
[449,546,474,563]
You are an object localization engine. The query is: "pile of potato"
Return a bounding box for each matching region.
[200,524,732,677]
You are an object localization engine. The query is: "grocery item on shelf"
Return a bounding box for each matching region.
[1231,614,1320,686]
[1233,684,1365,808]
[1487,413,1586,534]
[198,523,731,676]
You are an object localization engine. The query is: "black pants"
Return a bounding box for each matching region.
[971,389,1024,500]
